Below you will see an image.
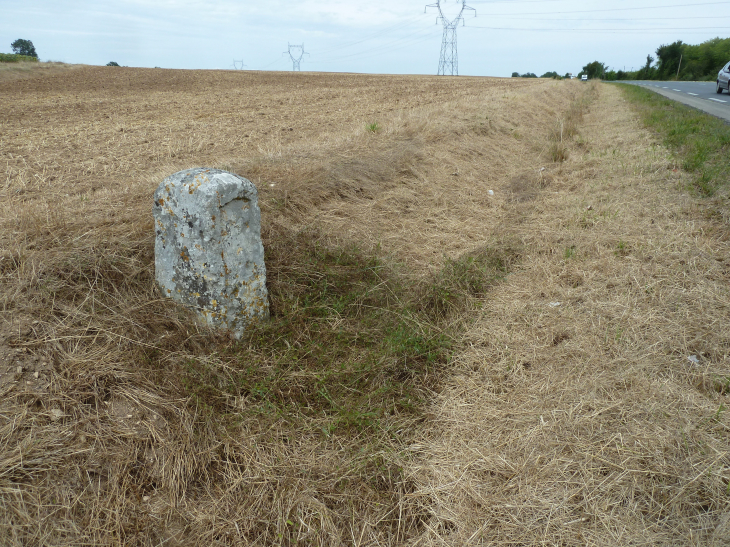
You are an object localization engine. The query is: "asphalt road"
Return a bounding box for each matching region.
[620,80,730,123]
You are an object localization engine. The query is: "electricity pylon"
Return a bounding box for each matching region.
[284,44,309,71]
[232,60,246,70]
[425,0,475,76]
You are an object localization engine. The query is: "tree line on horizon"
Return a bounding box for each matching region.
[582,36,730,81]
[637,36,730,81]
[513,37,729,82]
[511,71,569,79]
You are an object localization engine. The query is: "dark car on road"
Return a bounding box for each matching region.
[718,61,730,94]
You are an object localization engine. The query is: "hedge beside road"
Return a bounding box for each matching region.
[0,53,39,63]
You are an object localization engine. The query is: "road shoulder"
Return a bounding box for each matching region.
[623,82,730,123]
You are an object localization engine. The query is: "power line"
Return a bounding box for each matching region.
[487,15,730,21]
[307,14,431,55]
[315,35,438,65]
[469,25,729,31]
[315,27,439,64]
[473,0,581,3]
[258,57,287,71]
[469,0,730,16]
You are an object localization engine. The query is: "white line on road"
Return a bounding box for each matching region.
[663,87,669,88]
[673,89,681,91]
[708,98,728,103]
[688,93,698,96]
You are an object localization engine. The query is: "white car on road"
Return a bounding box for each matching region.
[717,61,730,94]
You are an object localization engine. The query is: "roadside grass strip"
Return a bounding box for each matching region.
[412,82,730,546]
[618,83,730,198]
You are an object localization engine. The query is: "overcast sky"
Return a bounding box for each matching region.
[1,0,729,77]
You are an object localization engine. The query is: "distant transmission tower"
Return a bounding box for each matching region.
[425,0,475,76]
[284,43,309,71]
[232,59,246,70]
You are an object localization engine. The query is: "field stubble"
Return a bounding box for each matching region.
[0,66,728,545]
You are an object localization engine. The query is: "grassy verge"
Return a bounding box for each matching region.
[617,83,730,197]
[180,225,519,439]
[548,82,598,162]
[2,207,520,544]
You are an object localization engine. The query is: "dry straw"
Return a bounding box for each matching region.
[409,84,730,546]
[1,66,728,545]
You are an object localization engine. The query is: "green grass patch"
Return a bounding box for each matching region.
[177,228,519,438]
[421,246,519,320]
[617,83,730,196]
[0,53,39,63]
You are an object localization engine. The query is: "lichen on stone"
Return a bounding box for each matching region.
[153,168,269,338]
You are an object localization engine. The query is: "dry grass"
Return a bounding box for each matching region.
[547,85,595,163]
[0,60,83,83]
[408,84,730,546]
[1,67,728,545]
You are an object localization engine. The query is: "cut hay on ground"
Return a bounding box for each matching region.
[409,85,730,546]
[1,66,728,545]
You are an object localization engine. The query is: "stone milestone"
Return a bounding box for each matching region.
[153,168,269,337]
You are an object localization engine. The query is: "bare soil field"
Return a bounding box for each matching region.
[1,66,729,545]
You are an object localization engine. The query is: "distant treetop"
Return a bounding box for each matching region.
[581,61,607,80]
[11,39,37,58]
[106,61,120,67]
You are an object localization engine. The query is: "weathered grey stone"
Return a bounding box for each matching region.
[153,168,269,337]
